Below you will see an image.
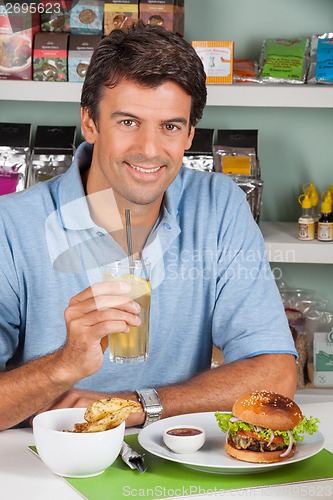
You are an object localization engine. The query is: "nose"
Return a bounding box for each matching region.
[136,125,161,160]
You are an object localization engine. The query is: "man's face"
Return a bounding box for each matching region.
[82,79,195,214]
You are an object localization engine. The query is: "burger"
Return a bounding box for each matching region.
[215,390,319,464]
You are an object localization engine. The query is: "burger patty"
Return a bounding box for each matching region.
[229,434,286,452]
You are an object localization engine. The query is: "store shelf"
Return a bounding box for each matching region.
[295,387,333,405]
[207,83,333,108]
[1,80,333,107]
[0,81,82,103]
[260,221,333,264]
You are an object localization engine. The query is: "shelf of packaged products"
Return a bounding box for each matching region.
[260,221,333,264]
[1,80,333,107]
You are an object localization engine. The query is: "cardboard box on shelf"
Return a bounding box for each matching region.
[139,0,177,33]
[104,0,139,35]
[192,41,234,84]
[70,0,104,35]
[40,0,72,32]
[33,32,69,81]
[0,6,39,80]
[68,34,101,82]
[176,0,184,37]
[314,331,333,387]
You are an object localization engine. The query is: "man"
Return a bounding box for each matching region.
[0,22,297,431]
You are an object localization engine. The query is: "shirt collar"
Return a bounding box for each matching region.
[56,140,183,233]
[56,142,96,230]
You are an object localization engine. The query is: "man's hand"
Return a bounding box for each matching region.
[60,280,142,382]
[0,280,144,431]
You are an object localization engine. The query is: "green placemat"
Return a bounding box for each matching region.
[60,435,333,500]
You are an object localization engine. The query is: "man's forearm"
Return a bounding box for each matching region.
[0,351,78,431]
[1,353,296,430]
[157,354,297,420]
[112,354,297,427]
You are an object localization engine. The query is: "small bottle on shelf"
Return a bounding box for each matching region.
[298,193,315,241]
[324,189,333,215]
[303,182,320,236]
[328,185,333,203]
[309,186,320,238]
[318,196,333,242]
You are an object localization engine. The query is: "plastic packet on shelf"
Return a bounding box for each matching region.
[233,59,259,83]
[279,288,315,308]
[307,33,333,84]
[0,151,27,195]
[227,176,263,223]
[259,37,310,84]
[0,145,30,157]
[305,306,333,363]
[26,154,73,187]
[182,155,214,172]
[182,127,214,172]
[276,283,333,387]
[213,146,259,178]
[283,305,307,389]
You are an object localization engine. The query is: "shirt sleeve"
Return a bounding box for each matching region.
[0,220,21,370]
[212,194,297,363]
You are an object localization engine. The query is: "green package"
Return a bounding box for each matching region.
[259,38,310,83]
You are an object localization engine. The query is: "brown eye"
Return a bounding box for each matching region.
[165,124,178,131]
[122,120,134,127]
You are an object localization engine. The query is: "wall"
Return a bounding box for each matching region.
[1,0,332,305]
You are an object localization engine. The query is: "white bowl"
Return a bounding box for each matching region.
[163,425,206,454]
[33,408,125,478]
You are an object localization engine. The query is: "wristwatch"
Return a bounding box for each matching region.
[135,388,163,427]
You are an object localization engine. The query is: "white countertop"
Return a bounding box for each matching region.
[0,391,332,500]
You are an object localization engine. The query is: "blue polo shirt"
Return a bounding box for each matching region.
[0,142,296,391]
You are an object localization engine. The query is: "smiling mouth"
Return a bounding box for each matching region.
[128,163,162,174]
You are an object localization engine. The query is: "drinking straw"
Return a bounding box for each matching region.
[125,209,149,280]
[125,209,134,271]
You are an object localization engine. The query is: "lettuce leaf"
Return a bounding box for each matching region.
[215,412,319,446]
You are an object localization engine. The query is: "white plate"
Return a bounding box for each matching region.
[138,412,325,474]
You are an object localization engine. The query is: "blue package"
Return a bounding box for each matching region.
[70,1,104,35]
[315,37,333,83]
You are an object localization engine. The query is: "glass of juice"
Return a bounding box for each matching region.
[103,260,151,364]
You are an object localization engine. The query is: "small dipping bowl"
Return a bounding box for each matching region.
[163,425,206,454]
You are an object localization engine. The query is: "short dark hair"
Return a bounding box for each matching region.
[81,21,207,130]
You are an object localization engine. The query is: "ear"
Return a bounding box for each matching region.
[184,126,195,151]
[81,107,99,144]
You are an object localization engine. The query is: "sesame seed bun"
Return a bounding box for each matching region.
[232,390,303,431]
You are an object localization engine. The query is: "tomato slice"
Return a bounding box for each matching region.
[238,430,260,440]
[238,430,283,443]
[271,435,284,443]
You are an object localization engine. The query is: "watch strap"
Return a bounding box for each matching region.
[135,388,163,427]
